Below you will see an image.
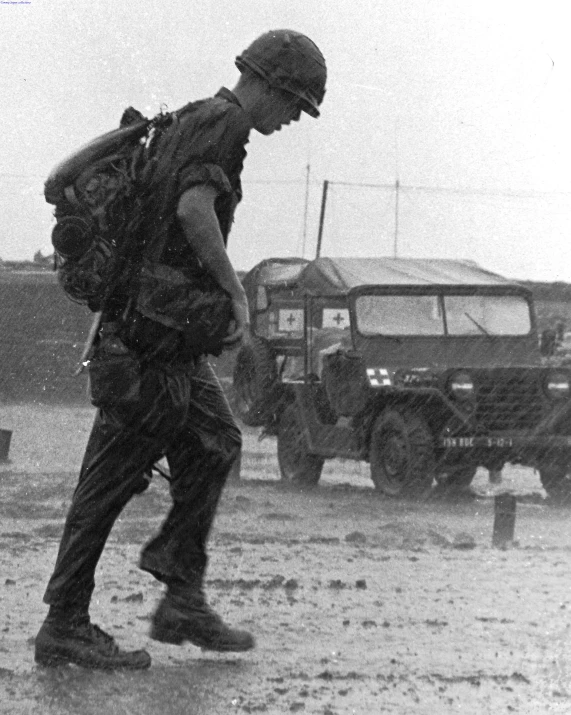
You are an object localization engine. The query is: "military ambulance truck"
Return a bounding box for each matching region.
[233,257,571,499]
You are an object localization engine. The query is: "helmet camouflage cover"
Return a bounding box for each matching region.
[235,29,327,118]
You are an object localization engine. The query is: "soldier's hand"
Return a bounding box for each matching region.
[223,295,250,348]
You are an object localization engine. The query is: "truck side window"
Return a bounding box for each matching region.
[309,305,352,377]
[256,286,268,311]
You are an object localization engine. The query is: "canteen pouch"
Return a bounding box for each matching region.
[88,327,141,409]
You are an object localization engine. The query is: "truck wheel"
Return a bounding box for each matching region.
[539,462,571,502]
[232,337,278,426]
[370,408,435,498]
[277,404,324,488]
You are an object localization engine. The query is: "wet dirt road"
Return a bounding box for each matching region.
[0,405,571,714]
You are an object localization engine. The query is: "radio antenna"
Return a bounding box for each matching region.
[301,163,311,257]
[393,118,400,258]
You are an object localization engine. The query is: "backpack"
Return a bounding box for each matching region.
[44,107,171,312]
[46,102,235,359]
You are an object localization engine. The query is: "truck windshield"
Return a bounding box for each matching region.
[444,295,530,335]
[357,295,444,335]
[355,294,531,336]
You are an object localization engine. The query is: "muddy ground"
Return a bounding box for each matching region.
[1,405,571,714]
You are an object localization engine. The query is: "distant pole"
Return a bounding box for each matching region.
[393,178,400,258]
[301,163,311,258]
[316,179,329,259]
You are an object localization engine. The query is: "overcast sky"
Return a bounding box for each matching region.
[1,0,570,281]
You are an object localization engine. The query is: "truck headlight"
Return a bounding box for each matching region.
[545,372,570,400]
[448,371,474,401]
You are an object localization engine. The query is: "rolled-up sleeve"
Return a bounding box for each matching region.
[177,162,232,198]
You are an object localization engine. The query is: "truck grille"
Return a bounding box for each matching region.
[474,369,544,431]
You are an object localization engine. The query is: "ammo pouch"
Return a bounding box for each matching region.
[136,260,233,357]
[88,324,141,409]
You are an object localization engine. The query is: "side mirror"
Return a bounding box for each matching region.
[540,328,557,357]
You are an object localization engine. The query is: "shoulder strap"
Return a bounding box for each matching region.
[138,113,185,263]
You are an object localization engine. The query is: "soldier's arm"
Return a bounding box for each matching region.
[177,184,249,345]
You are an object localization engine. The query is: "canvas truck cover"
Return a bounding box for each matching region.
[242,257,310,309]
[296,257,527,296]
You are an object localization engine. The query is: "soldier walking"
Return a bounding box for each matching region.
[35,29,327,670]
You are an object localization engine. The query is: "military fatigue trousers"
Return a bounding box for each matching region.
[43,357,241,610]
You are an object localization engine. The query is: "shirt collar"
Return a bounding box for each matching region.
[215,87,243,109]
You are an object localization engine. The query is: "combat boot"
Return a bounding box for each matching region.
[150,591,255,652]
[35,617,151,670]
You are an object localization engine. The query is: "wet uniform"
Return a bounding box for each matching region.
[43,88,251,610]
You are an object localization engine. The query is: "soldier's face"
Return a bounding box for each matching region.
[254,86,302,135]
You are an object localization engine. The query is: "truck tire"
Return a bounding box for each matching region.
[539,462,571,502]
[370,408,435,498]
[232,337,278,426]
[277,404,324,488]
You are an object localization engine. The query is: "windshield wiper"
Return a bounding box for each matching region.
[464,312,492,336]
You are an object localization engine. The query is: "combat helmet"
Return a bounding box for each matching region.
[235,30,327,118]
